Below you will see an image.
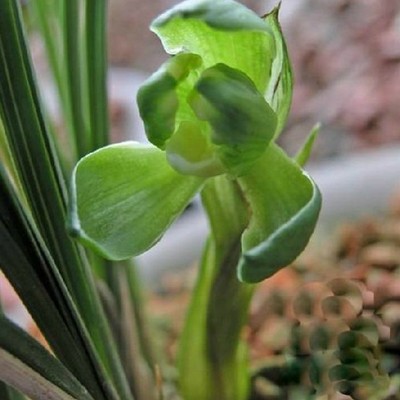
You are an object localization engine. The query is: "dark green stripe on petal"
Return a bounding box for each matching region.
[137,53,201,148]
[237,144,321,283]
[190,63,277,176]
[69,142,204,260]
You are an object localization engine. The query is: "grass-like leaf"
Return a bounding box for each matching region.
[30,0,109,162]
[0,1,132,398]
[0,167,114,400]
[0,315,94,400]
[59,0,90,158]
[0,381,25,400]
[82,0,109,151]
[295,123,320,166]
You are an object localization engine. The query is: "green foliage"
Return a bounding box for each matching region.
[0,0,327,399]
[68,1,322,399]
[0,0,143,398]
[0,316,94,400]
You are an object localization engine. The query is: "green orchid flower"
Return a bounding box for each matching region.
[69,0,321,283]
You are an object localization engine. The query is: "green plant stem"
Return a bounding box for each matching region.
[178,176,254,400]
[205,239,254,399]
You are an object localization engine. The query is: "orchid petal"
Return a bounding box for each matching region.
[237,144,321,283]
[69,142,204,260]
[190,63,277,176]
[151,0,275,93]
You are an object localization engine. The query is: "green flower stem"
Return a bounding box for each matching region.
[178,176,254,400]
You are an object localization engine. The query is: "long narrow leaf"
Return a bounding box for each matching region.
[0,315,94,400]
[60,0,90,157]
[0,2,133,398]
[30,0,112,280]
[28,0,78,165]
[0,384,24,400]
[116,267,157,400]
[0,301,24,400]
[0,167,115,400]
[82,0,109,150]
[0,0,81,298]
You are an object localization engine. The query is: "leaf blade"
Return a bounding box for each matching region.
[295,123,320,167]
[0,3,133,397]
[0,315,94,400]
[0,167,115,400]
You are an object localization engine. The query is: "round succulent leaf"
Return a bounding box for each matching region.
[69,142,204,260]
[137,53,202,148]
[190,63,277,176]
[309,324,331,351]
[326,278,363,316]
[329,365,361,382]
[348,317,379,347]
[338,331,358,351]
[237,144,322,283]
[151,0,275,94]
[338,347,371,366]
